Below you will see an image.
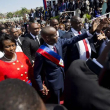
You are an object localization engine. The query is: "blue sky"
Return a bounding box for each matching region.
[0,0,43,13]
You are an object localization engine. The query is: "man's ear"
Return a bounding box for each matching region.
[45,36,50,41]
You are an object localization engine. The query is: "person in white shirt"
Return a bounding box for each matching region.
[62,16,106,71]
[9,28,24,52]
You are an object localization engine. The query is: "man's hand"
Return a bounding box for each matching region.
[89,19,100,34]
[97,18,109,32]
[40,85,49,96]
[97,33,106,40]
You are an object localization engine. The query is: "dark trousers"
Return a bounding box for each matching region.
[49,89,63,104]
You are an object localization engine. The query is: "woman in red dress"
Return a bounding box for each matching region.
[0,34,34,86]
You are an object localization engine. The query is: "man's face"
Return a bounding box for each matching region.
[50,20,59,31]
[11,28,19,39]
[72,18,83,31]
[30,23,40,36]
[65,23,71,31]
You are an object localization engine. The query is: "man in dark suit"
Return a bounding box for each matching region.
[62,16,107,71]
[34,22,99,104]
[62,16,97,71]
[50,19,65,38]
[22,22,41,64]
[10,28,24,52]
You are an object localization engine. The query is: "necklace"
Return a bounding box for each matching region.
[4,53,17,62]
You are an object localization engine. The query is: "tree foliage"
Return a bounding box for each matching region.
[6,7,30,18]
[7,12,13,18]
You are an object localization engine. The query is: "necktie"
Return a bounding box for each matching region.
[16,40,22,47]
[35,36,40,46]
[53,46,57,53]
[78,31,89,58]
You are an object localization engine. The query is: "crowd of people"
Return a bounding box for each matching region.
[28,0,110,21]
[0,0,110,110]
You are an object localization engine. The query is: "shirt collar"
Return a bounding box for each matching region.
[46,43,54,50]
[30,33,37,39]
[57,31,59,37]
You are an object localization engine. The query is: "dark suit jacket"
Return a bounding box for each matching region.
[19,36,24,41]
[34,32,91,91]
[62,28,96,71]
[22,33,41,64]
[64,59,110,110]
[58,29,65,38]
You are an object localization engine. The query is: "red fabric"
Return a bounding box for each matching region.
[53,46,57,53]
[37,48,64,68]
[78,31,89,58]
[0,52,33,82]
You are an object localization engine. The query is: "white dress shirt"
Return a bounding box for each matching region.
[71,28,91,60]
[0,51,4,58]
[46,44,54,51]
[30,33,40,45]
[57,31,59,37]
[92,58,103,68]
[15,38,22,52]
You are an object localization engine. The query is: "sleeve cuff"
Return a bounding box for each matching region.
[95,32,101,35]
[86,31,93,37]
[92,58,103,68]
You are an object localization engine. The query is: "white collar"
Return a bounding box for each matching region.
[46,43,54,49]
[30,33,37,39]
[46,43,56,51]
[57,31,59,37]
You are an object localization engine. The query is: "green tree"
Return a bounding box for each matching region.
[7,12,13,18]
[20,7,29,16]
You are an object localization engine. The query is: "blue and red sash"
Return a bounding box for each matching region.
[37,45,64,68]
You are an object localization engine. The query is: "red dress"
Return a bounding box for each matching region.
[0,52,33,85]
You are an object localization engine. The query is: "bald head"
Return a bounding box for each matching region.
[71,16,81,24]
[41,26,58,45]
[41,26,56,37]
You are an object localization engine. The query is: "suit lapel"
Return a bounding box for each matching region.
[29,34,35,40]
[88,38,96,53]
[55,42,60,55]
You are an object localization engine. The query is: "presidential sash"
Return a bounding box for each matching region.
[37,45,64,68]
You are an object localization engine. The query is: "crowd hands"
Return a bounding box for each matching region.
[1,2,110,110]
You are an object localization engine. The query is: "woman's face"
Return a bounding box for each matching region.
[3,40,16,56]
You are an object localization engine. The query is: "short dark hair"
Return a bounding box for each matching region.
[0,34,16,51]
[50,19,58,26]
[0,79,42,110]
